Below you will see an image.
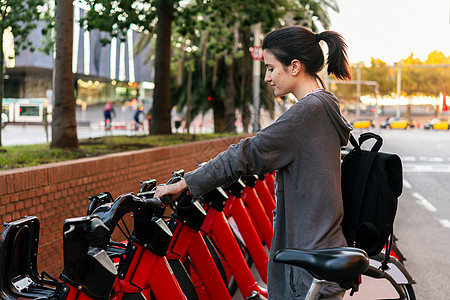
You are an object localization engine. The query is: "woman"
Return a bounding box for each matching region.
[155,26,352,299]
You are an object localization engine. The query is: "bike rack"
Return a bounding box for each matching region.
[0,216,56,299]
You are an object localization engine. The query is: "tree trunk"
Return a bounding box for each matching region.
[51,0,78,149]
[185,70,192,133]
[212,93,226,133]
[223,22,240,133]
[150,0,173,135]
[0,29,4,147]
[224,58,236,133]
[241,50,250,133]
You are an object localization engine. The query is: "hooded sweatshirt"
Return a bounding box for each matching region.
[185,89,353,299]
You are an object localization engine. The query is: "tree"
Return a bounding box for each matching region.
[79,0,173,135]
[0,0,46,147]
[50,0,78,149]
[80,0,339,134]
[150,0,174,134]
[170,0,340,133]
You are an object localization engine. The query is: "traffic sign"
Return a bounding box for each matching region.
[250,46,263,60]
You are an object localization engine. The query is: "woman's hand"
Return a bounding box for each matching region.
[154,178,189,202]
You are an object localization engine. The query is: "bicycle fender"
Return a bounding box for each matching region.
[368,257,416,285]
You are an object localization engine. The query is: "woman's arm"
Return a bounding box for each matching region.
[154,178,188,200]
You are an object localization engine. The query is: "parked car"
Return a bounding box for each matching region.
[423,118,449,130]
[351,118,374,129]
[380,117,415,129]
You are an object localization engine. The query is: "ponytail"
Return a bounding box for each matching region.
[316,31,352,80]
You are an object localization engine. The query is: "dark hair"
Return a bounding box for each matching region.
[262,26,352,84]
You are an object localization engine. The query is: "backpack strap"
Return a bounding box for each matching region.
[381,227,394,271]
[349,134,360,149]
[347,134,379,246]
[358,132,383,152]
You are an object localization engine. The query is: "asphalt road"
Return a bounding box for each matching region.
[371,129,450,300]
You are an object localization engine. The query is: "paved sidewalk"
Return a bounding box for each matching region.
[231,255,402,300]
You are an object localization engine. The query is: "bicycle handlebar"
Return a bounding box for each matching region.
[87,192,114,215]
[91,193,162,247]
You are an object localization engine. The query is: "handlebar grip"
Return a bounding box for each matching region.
[141,197,163,210]
[160,195,174,206]
[90,217,110,238]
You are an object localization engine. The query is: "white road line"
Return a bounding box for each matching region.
[439,219,450,229]
[429,157,445,162]
[403,179,412,189]
[412,192,437,212]
[403,165,450,173]
[401,156,416,162]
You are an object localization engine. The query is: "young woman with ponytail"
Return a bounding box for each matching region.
[155,26,353,299]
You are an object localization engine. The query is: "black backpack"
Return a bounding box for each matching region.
[341,132,403,265]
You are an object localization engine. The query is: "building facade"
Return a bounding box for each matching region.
[3,4,154,122]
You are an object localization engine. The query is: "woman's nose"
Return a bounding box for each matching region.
[264,71,271,83]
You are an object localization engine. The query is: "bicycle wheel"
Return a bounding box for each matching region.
[400,284,416,300]
[168,259,199,300]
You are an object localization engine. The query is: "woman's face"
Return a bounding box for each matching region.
[263,50,295,97]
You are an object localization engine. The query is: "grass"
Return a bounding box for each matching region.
[0,133,237,171]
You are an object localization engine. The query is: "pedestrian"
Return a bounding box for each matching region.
[104,102,116,131]
[155,25,353,300]
[134,105,143,131]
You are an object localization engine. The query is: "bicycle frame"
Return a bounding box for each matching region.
[91,192,187,300]
[240,176,273,249]
[166,212,231,300]
[200,187,268,299]
[253,175,276,222]
[110,237,186,300]
[223,191,269,283]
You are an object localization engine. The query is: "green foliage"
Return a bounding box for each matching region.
[0,0,46,54]
[401,52,450,97]
[169,0,339,132]
[76,0,164,42]
[331,53,450,102]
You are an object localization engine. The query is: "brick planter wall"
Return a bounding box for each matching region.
[0,134,252,276]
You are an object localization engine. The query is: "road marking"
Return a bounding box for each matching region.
[412,192,437,212]
[401,156,416,162]
[410,165,434,172]
[429,157,445,162]
[403,179,412,189]
[439,219,450,229]
[403,165,450,173]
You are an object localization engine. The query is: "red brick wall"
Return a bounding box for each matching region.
[0,135,251,276]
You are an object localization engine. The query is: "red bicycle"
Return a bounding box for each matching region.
[0,193,189,300]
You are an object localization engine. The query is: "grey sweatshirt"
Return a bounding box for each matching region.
[185,90,353,299]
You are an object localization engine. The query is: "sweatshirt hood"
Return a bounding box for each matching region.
[313,90,353,146]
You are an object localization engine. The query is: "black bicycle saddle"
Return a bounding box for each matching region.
[273,247,369,282]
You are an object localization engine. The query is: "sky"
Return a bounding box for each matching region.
[326,0,450,64]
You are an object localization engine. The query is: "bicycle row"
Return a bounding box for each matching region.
[0,166,416,300]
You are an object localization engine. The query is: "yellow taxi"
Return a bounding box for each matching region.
[423,118,449,130]
[351,119,374,129]
[381,117,415,129]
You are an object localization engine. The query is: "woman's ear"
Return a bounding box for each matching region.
[290,59,301,76]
